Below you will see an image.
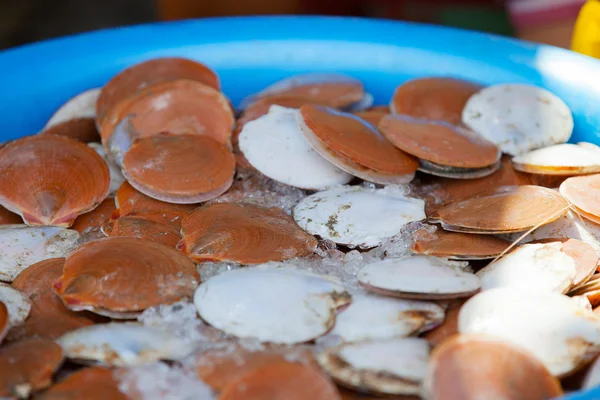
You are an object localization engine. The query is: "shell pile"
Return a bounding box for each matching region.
[2,58,600,400]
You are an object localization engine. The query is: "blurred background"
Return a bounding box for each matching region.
[0,0,587,50]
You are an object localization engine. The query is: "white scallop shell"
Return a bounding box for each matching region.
[462,84,573,156]
[239,105,352,189]
[45,88,101,129]
[293,186,425,248]
[0,284,31,327]
[512,143,600,175]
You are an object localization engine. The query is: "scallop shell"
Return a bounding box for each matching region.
[219,360,341,400]
[330,295,444,343]
[430,185,570,234]
[88,143,126,196]
[462,84,573,156]
[0,135,110,226]
[114,181,197,218]
[0,338,64,398]
[391,77,482,125]
[45,88,101,129]
[10,258,96,341]
[239,105,352,189]
[181,203,317,264]
[102,215,181,248]
[0,225,79,282]
[513,143,600,176]
[423,334,563,400]
[71,197,116,239]
[317,338,429,396]
[194,265,348,344]
[358,256,480,300]
[96,57,220,127]
[122,134,235,204]
[53,237,199,318]
[423,300,464,347]
[38,367,128,400]
[560,173,600,224]
[533,238,599,288]
[0,205,21,225]
[58,322,191,366]
[40,118,101,143]
[568,274,600,308]
[410,225,509,260]
[458,287,600,376]
[0,284,30,328]
[354,108,388,127]
[0,302,8,345]
[293,186,425,248]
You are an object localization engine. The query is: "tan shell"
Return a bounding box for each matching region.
[96,57,220,126]
[103,215,181,248]
[410,226,509,260]
[180,203,317,264]
[0,338,64,398]
[114,181,196,218]
[390,77,482,125]
[560,174,600,223]
[0,206,21,225]
[122,134,235,203]
[0,135,110,227]
[430,185,570,234]
[53,237,199,317]
[37,367,127,400]
[423,334,563,400]
[40,118,101,143]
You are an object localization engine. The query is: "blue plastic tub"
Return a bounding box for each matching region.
[0,15,599,399]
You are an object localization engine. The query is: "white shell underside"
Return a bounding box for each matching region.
[88,143,125,196]
[0,284,31,327]
[45,88,101,129]
[512,143,600,175]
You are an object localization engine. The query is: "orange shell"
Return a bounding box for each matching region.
[100,79,234,147]
[379,115,500,169]
[103,215,182,248]
[0,338,64,398]
[71,197,116,234]
[560,174,600,222]
[40,117,101,143]
[219,360,341,400]
[0,301,8,344]
[114,181,197,218]
[53,237,199,315]
[38,367,127,400]
[424,334,563,400]
[300,105,417,175]
[0,205,21,225]
[391,77,482,125]
[423,301,464,348]
[122,134,235,203]
[10,258,96,341]
[180,203,317,264]
[96,57,220,126]
[430,185,569,234]
[354,109,389,127]
[0,135,110,227]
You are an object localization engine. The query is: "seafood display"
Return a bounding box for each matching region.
[2,55,600,400]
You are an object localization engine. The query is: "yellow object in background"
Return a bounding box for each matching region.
[572,0,600,57]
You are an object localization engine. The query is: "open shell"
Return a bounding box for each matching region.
[96,57,220,127]
[194,266,349,344]
[38,367,128,400]
[513,143,600,175]
[114,181,197,218]
[40,118,101,144]
[45,88,101,129]
[358,256,480,300]
[0,135,110,226]
[181,203,317,264]
[423,334,563,400]
[430,185,570,234]
[293,186,425,248]
[53,237,199,318]
[560,173,600,224]
[458,287,600,376]
[0,225,79,282]
[122,134,235,204]
[0,338,64,399]
[239,105,352,189]
[317,338,429,396]
[330,295,444,343]
[462,84,573,156]
[390,77,482,125]
[0,284,31,328]
[58,322,191,366]
[102,215,181,248]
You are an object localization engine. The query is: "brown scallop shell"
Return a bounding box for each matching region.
[423,334,563,400]
[103,215,181,248]
[0,135,110,227]
[100,79,234,154]
[180,203,318,264]
[219,360,341,400]
[0,338,64,398]
[122,134,235,204]
[430,185,570,234]
[0,206,21,225]
[423,301,464,348]
[560,174,600,223]
[0,301,8,344]
[391,77,482,125]
[38,367,127,400]
[9,258,96,341]
[71,197,116,239]
[40,118,101,143]
[52,237,199,317]
[411,226,509,260]
[379,115,500,169]
[114,181,197,218]
[300,105,418,176]
[96,57,220,126]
